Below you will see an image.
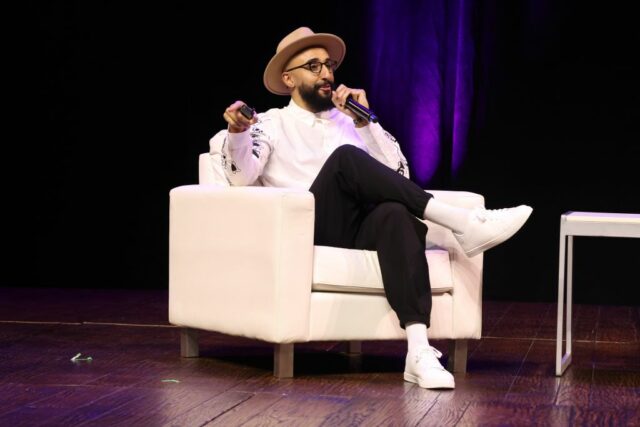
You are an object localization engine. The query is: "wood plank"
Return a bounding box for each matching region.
[467,337,532,376]
[570,406,640,426]
[204,392,284,426]
[229,349,387,398]
[457,401,572,426]
[162,391,253,427]
[553,339,598,407]
[503,339,559,405]
[0,287,169,325]
[572,303,599,342]
[42,387,147,426]
[596,305,637,343]
[513,338,555,377]
[486,302,551,339]
[593,342,640,370]
[0,384,70,416]
[319,395,395,426]
[589,368,640,409]
[554,367,592,407]
[239,394,351,427]
[0,385,121,426]
[481,301,512,337]
[535,303,561,340]
[634,306,640,342]
[77,384,229,426]
[1,290,638,426]
[415,393,470,426]
[321,395,438,427]
[232,372,371,399]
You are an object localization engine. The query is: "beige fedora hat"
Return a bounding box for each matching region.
[263,27,346,95]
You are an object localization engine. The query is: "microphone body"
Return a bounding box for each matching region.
[330,82,379,123]
[345,97,379,123]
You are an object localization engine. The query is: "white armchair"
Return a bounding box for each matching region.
[169,151,484,378]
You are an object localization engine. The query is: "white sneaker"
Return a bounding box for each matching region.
[404,345,455,389]
[453,205,533,258]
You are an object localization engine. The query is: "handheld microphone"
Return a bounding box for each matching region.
[346,97,379,123]
[330,83,379,123]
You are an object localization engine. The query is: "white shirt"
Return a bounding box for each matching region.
[212,99,410,189]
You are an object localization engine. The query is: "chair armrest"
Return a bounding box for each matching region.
[425,190,485,338]
[169,185,315,343]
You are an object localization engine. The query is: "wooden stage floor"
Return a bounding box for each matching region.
[0,287,638,426]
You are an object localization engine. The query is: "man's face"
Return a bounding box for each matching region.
[283,47,335,113]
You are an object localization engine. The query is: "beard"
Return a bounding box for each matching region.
[298,80,335,113]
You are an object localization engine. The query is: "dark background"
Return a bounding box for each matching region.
[8,2,639,305]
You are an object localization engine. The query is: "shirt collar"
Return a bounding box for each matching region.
[286,98,341,126]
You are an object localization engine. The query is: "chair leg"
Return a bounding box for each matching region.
[347,340,362,355]
[180,328,199,358]
[346,340,363,372]
[448,339,468,373]
[339,340,362,355]
[274,343,294,378]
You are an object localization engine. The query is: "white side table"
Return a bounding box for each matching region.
[556,211,640,376]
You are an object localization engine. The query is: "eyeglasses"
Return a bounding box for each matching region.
[285,59,338,75]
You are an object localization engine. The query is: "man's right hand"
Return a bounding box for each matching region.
[223,100,258,133]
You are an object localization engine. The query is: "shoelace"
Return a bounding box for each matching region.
[472,207,511,223]
[414,346,446,369]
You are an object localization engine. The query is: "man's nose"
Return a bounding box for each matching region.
[319,63,334,78]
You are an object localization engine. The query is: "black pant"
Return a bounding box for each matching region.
[309,145,434,328]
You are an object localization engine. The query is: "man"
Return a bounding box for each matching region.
[214,27,532,389]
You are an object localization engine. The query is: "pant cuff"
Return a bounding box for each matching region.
[398,314,431,330]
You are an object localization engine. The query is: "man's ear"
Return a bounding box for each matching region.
[282,72,295,89]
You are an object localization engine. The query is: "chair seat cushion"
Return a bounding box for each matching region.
[312,246,453,295]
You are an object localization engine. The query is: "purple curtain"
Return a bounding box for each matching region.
[367,0,475,187]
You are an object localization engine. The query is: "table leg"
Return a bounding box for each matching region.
[566,235,574,363]
[556,231,566,376]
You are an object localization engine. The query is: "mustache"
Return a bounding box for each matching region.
[315,79,335,90]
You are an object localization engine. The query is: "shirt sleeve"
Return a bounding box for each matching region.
[355,123,410,178]
[219,115,274,186]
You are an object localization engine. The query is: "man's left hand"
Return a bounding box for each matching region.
[332,84,370,127]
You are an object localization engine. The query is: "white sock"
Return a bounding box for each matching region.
[406,322,429,352]
[423,198,470,234]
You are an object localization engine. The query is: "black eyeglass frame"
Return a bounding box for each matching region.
[284,59,338,75]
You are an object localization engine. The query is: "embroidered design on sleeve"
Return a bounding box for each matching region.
[251,142,263,158]
[383,131,397,143]
[249,120,267,159]
[220,137,228,170]
[380,131,408,177]
[230,161,240,173]
[222,153,240,173]
[249,126,264,139]
[220,137,241,174]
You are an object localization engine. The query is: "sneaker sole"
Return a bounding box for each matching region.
[463,206,533,258]
[403,372,455,389]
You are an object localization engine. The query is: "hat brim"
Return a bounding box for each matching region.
[263,33,346,96]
